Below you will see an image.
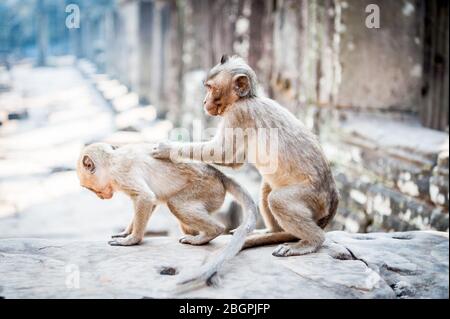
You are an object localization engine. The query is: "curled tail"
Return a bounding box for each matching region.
[176,174,258,290]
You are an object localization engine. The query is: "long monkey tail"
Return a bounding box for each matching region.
[242,231,298,249]
[176,173,258,291]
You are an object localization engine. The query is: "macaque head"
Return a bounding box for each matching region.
[203,55,258,116]
[77,143,117,200]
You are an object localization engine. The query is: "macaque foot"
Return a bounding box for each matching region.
[179,234,216,246]
[150,142,172,159]
[108,235,142,246]
[111,231,130,238]
[272,242,319,257]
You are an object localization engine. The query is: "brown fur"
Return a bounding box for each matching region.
[152,55,339,257]
[77,142,258,288]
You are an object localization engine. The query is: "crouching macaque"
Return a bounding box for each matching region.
[151,55,339,257]
[76,142,258,286]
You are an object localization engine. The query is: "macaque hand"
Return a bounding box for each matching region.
[111,230,131,238]
[150,142,172,159]
[108,235,142,246]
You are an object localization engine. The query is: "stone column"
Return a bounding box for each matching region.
[138,0,155,105]
[37,0,49,66]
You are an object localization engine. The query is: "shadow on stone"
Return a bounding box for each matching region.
[159,266,178,276]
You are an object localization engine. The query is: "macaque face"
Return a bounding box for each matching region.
[80,175,114,200]
[77,153,114,200]
[203,72,239,116]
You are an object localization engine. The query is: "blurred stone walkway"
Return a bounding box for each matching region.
[0,60,179,240]
[0,61,447,299]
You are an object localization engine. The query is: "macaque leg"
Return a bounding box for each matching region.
[242,182,298,248]
[259,181,283,232]
[241,182,284,245]
[179,222,199,236]
[168,200,225,246]
[109,198,155,246]
[268,185,325,257]
[111,219,134,238]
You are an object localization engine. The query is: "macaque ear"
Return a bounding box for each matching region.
[220,54,230,64]
[233,74,251,97]
[82,155,96,174]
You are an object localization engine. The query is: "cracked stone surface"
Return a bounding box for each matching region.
[0,231,447,299]
[1,57,448,300]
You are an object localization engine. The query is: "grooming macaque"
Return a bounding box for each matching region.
[152,55,339,257]
[76,142,257,285]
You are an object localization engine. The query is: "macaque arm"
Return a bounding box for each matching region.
[109,180,156,246]
[124,220,133,234]
[109,195,155,246]
[111,220,133,238]
[171,140,221,163]
[128,178,157,239]
[170,121,244,166]
[130,195,155,239]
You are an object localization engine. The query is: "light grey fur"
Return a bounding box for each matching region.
[152,56,339,258]
[77,143,258,289]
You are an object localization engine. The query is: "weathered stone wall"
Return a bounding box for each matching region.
[337,0,424,111]
[311,108,449,232]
